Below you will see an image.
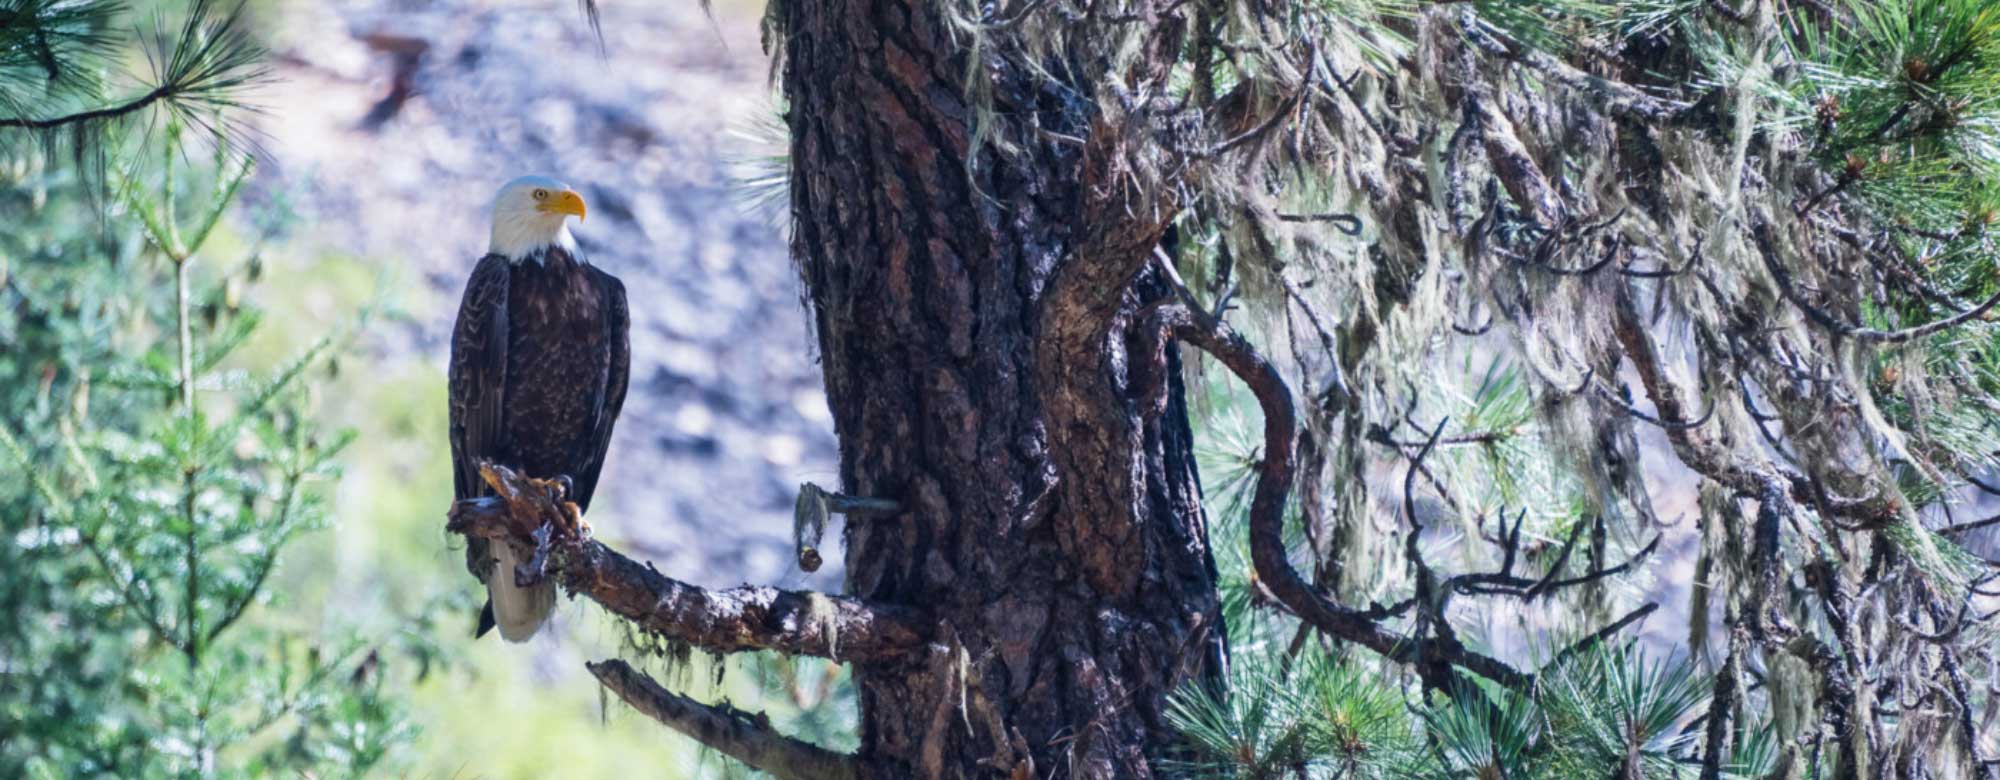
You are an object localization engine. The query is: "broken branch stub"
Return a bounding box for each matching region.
[795,483,830,572]
[792,482,901,572]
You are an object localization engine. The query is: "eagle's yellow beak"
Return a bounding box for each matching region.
[538,189,587,222]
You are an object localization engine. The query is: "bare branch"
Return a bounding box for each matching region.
[1275,211,1363,235]
[1459,10,1691,122]
[1448,516,1662,601]
[1540,603,1661,670]
[588,659,863,780]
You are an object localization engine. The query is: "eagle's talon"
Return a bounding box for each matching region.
[561,503,588,540]
[514,522,556,588]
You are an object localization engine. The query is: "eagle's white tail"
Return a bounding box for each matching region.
[486,543,556,642]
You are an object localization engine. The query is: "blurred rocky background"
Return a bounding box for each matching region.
[238,0,848,775]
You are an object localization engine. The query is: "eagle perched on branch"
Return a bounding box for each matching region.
[449,176,629,641]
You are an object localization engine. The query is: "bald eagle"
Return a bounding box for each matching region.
[450,176,629,642]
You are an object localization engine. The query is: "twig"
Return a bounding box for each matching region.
[1938,513,2000,537]
[1596,383,1717,431]
[1621,233,1704,279]
[794,482,900,572]
[0,85,172,130]
[1795,172,1856,217]
[1965,472,2000,497]
[1194,83,1307,159]
[1453,308,1494,336]
[1541,603,1660,670]
[1277,274,1350,409]
[1378,429,1513,448]
[1754,220,2000,345]
[984,0,1052,29]
[1276,211,1363,235]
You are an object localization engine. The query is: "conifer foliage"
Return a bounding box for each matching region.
[1,2,426,777]
[1149,0,2000,776]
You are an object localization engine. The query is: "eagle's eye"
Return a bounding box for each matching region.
[533,188,549,200]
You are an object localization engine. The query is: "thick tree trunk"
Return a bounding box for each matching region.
[783,1,1224,777]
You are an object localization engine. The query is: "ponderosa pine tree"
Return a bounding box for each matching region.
[449,0,2000,778]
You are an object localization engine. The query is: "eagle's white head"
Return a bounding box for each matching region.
[489,175,588,262]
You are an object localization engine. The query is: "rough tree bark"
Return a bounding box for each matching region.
[779,2,1222,776]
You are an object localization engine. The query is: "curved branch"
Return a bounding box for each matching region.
[588,659,863,780]
[1512,239,1618,276]
[448,465,931,663]
[1148,302,1531,689]
[1453,308,1494,336]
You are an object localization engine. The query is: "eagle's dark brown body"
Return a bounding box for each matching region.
[448,247,629,638]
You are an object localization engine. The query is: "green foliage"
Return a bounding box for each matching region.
[0,0,269,158]
[1161,0,2000,768]
[0,142,418,779]
[1176,347,1788,779]
[1165,641,1777,780]
[1418,680,1539,779]
[0,4,426,775]
[1164,650,1412,779]
[1779,0,2000,226]
[1535,646,1707,777]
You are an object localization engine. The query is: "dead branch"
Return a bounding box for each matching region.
[449,464,931,663]
[1459,10,1691,122]
[588,659,864,780]
[1447,515,1663,601]
[1275,211,1363,235]
[1540,603,1661,670]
